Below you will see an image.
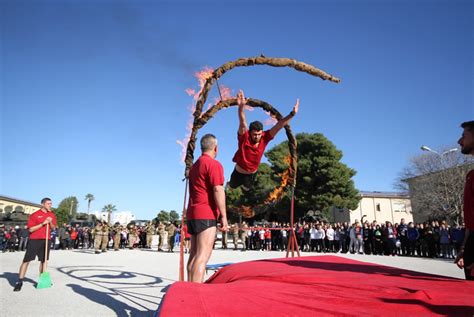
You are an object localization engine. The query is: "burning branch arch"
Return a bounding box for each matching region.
[184,56,341,180]
[179,56,340,280]
[187,97,298,186]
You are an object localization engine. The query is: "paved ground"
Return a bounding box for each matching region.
[0,241,465,317]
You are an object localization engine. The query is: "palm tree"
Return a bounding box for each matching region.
[85,193,95,213]
[102,204,117,224]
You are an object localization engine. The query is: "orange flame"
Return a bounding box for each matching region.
[177,67,215,163]
[245,105,254,112]
[263,111,278,126]
[265,155,292,203]
[177,67,236,163]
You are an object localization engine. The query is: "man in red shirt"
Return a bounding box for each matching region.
[187,134,229,283]
[13,197,57,291]
[455,121,474,280]
[228,90,299,191]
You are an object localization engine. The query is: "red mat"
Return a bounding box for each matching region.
[158,256,474,316]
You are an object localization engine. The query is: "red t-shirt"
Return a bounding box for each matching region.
[187,154,225,220]
[264,230,271,239]
[27,209,57,240]
[232,130,274,172]
[464,170,474,230]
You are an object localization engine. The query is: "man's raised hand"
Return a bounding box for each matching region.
[237,90,248,107]
[292,99,299,115]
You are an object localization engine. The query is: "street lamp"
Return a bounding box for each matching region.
[420,145,458,156]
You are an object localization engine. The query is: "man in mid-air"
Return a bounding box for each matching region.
[228,90,299,191]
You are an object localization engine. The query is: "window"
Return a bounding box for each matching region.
[376,203,381,212]
[393,202,406,213]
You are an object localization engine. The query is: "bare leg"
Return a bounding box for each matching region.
[18,262,29,279]
[189,227,216,283]
[39,261,46,274]
[187,235,197,281]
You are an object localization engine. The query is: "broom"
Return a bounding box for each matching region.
[37,223,52,289]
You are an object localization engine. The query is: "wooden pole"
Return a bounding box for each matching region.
[179,178,189,281]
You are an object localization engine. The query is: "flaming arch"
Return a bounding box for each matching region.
[178,56,340,281]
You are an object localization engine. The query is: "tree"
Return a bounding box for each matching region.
[169,210,180,223]
[266,133,360,220]
[85,193,95,213]
[396,147,474,224]
[55,196,79,225]
[156,210,170,223]
[102,204,117,224]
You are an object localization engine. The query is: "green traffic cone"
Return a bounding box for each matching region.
[36,271,52,289]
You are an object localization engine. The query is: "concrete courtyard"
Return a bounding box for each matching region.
[0,242,465,317]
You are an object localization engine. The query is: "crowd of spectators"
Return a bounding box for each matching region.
[0,222,176,251]
[223,218,466,259]
[1,218,466,260]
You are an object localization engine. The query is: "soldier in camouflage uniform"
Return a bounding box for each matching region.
[145,221,155,249]
[157,221,165,252]
[93,222,103,254]
[112,223,121,251]
[231,223,240,250]
[166,222,177,252]
[100,221,110,252]
[240,221,249,251]
[128,224,137,249]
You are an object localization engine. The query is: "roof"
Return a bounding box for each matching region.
[0,195,43,208]
[359,191,410,199]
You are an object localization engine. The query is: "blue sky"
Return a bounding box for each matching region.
[1,0,472,219]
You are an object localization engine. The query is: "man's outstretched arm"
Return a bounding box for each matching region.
[237,90,248,135]
[269,99,299,138]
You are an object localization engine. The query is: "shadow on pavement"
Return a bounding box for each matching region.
[58,265,169,315]
[0,272,36,288]
[67,283,153,316]
[71,249,103,254]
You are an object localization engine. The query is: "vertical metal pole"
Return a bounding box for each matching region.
[215,79,223,101]
[179,178,189,282]
[286,186,300,258]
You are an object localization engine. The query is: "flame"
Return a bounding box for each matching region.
[178,67,236,163]
[177,67,214,163]
[263,111,277,126]
[209,84,234,110]
[195,67,214,97]
[265,155,292,203]
[185,88,195,96]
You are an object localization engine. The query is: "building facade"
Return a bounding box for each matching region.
[331,191,413,224]
[112,211,135,225]
[0,195,43,216]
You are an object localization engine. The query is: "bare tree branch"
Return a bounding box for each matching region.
[396,147,474,224]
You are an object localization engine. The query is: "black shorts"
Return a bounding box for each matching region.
[23,239,50,263]
[228,168,256,190]
[187,219,217,235]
